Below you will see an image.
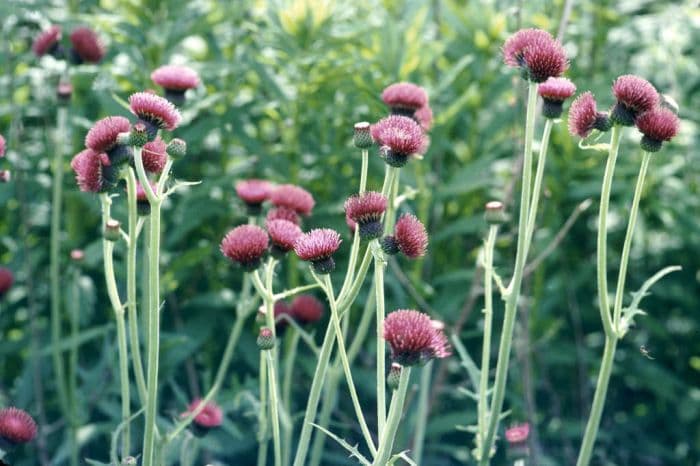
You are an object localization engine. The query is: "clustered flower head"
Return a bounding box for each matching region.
[371,115,427,167]
[538,77,576,119]
[141,138,168,173]
[0,266,14,298]
[236,179,273,215]
[270,184,315,216]
[70,148,110,193]
[85,116,132,166]
[151,65,201,106]
[32,25,62,57]
[128,92,182,138]
[382,309,450,366]
[381,82,429,117]
[0,407,37,444]
[382,213,428,259]
[181,399,222,436]
[610,75,658,126]
[503,28,568,82]
[568,92,611,138]
[294,228,342,274]
[635,107,679,153]
[220,224,269,271]
[69,26,105,64]
[344,191,387,240]
[266,219,302,256]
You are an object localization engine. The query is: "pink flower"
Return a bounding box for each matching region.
[568,92,610,138]
[85,116,131,153]
[0,267,14,298]
[181,399,223,429]
[635,107,680,152]
[236,179,273,209]
[538,77,576,119]
[383,214,428,259]
[502,28,567,82]
[266,219,302,254]
[505,423,530,444]
[71,149,106,193]
[274,300,294,329]
[270,184,315,216]
[70,249,85,261]
[344,191,387,240]
[415,105,433,131]
[33,25,61,57]
[371,115,427,167]
[267,206,301,225]
[151,65,200,91]
[294,228,342,274]
[345,212,357,234]
[220,225,269,271]
[291,295,324,324]
[383,309,450,366]
[69,27,105,63]
[0,407,37,444]
[142,138,168,173]
[381,82,429,115]
[0,134,5,157]
[611,75,658,125]
[128,92,182,133]
[502,29,553,67]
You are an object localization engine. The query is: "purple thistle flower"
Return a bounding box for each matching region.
[270,184,315,216]
[502,28,567,82]
[635,107,680,152]
[0,134,5,157]
[33,25,61,57]
[371,115,427,167]
[266,219,302,256]
[382,213,428,259]
[181,399,223,433]
[0,267,13,298]
[70,149,109,193]
[415,105,433,131]
[0,407,37,444]
[267,206,301,225]
[344,191,387,240]
[568,92,611,138]
[142,138,168,174]
[611,75,658,126]
[69,27,105,64]
[538,77,576,118]
[128,92,182,137]
[85,116,131,153]
[381,82,429,117]
[294,228,342,274]
[382,309,450,366]
[220,225,269,271]
[291,294,324,324]
[236,179,273,214]
[151,65,201,105]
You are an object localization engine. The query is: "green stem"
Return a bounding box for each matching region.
[360,149,369,194]
[374,250,387,436]
[575,337,617,466]
[480,82,538,464]
[412,361,433,464]
[126,167,148,404]
[258,352,269,466]
[596,126,622,338]
[477,225,498,456]
[68,268,80,466]
[321,273,377,455]
[282,330,300,466]
[266,349,283,466]
[373,366,411,466]
[612,152,651,331]
[524,119,553,247]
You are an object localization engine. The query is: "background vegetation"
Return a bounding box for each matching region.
[0,0,698,464]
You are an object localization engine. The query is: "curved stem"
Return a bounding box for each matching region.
[480,81,538,464]
[373,366,411,466]
[612,152,651,331]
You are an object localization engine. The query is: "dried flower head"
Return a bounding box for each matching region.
[33,25,62,57]
[381,82,429,116]
[611,75,658,126]
[503,28,567,82]
[267,219,303,256]
[383,213,428,259]
[415,105,433,131]
[383,309,450,366]
[0,134,5,157]
[181,399,223,430]
[151,65,200,105]
[85,116,131,153]
[128,92,182,137]
[294,228,342,274]
[505,423,530,444]
[568,92,611,138]
[344,191,387,240]
[270,184,315,216]
[71,149,108,193]
[291,294,324,324]
[371,115,427,167]
[69,27,105,64]
[0,407,37,444]
[635,107,680,152]
[267,206,301,225]
[0,267,14,298]
[142,138,168,174]
[220,225,269,271]
[236,179,273,214]
[538,77,576,118]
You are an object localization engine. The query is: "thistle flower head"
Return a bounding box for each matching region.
[151,65,201,91]
[128,92,182,134]
[294,228,342,274]
[568,92,610,138]
[415,105,433,131]
[381,82,429,116]
[267,206,301,225]
[71,149,107,193]
[503,28,567,82]
[392,213,428,258]
[220,225,269,271]
[0,134,5,157]
[236,179,273,208]
[345,212,357,234]
[505,423,530,444]
[69,27,105,64]
[270,184,315,216]
[142,138,168,174]
[33,25,61,57]
[344,191,387,240]
[291,294,324,324]
[57,81,73,103]
[181,399,223,429]
[0,407,37,444]
[371,115,427,167]
[0,267,14,297]
[85,116,131,153]
[382,309,451,366]
[611,75,658,126]
[635,107,680,152]
[538,77,576,102]
[274,300,294,329]
[266,219,303,255]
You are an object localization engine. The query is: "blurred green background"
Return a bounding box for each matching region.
[0,0,698,465]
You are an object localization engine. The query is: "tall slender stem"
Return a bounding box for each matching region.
[266,350,283,466]
[373,366,411,466]
[68,267,81,466]
[360,149,369,194]
[374,251,387,436]
[282,330,300,466]
[412,360,433,464]
[525,119,553,247]
[258,352,269,466]
[480,81,538,463]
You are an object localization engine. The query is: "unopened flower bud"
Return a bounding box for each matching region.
[381,235,400,255]
[353,122,373,149]
[167,138,187,159]
[484,201,506,225]
[0,170,10,183]
[387,363,402,390]
[104,219,121,242]
[257,327,275,350]
[57,81,73,105]
[130,123,149,147]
